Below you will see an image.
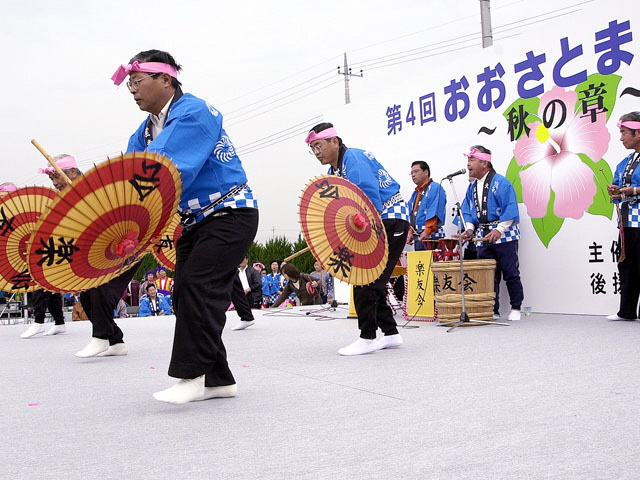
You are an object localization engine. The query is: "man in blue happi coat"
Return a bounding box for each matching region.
[113,50,258,404]
[407,161,447,251]
[461,145,524,321]
[306,123,410,356]
[606,112,640,321]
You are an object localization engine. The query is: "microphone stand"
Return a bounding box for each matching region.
[438,176,509,332]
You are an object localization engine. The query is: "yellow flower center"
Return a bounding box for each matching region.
[535,124,561,154]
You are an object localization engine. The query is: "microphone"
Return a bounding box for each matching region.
[443,168,467,180]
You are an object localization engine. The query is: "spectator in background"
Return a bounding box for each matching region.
[309,261,334,305]
[252,262,265,276]
[229,255,261,331]
[115,297,128,318]
[262,259,283,307]
[125,278,141,306]
[140,270,156,295]
[64,292,79,307]
[237,256,262,309]
[139,284,172,317]
[155,266,174,303]
[271,263,318,307]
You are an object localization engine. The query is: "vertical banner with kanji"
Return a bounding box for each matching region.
[407,251,434,319]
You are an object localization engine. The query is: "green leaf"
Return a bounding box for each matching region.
[502,96,541,142]
[505,155,530,203]
[579,154,614,220]
[573,73,621,122]
[530,190,564,248]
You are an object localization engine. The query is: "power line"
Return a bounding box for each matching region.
[226,75,339,124]
[236,116,323,156]
[226,78,342,128]
[364,33,521,72]
[202,2,591,131]
[219,54,343,107]
[237,116,322,149]
[225,70,335,117]
[349,3,587,73]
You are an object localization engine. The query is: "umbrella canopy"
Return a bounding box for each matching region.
[27,152,181,291]
[0,186,57,293]
[299,175,388,286]
[152,212,183,271]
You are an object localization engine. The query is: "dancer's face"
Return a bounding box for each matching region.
[620,126,640,152]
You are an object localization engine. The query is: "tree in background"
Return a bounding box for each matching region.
[248,234,314,274]
[132,234,316,281]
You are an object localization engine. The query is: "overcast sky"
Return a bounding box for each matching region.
[1,0,591,243]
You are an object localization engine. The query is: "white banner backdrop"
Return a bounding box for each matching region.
[325,2,639,315]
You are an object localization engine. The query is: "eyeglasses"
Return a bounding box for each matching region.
[308,140,328,155]
[126,73,159,91]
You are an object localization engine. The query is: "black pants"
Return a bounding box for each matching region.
[32,290,64,325]
[618,227,640,319]
[477,240,524,314]
[80,264,139,345]
[168,208,259,387]
[230,273,254,322]
[353,218,409,339]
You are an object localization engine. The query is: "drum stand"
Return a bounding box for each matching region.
[438,177,509,332]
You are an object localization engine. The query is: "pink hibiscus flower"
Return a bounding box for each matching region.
[513,86,610,219]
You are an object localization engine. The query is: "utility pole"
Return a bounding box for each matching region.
[337,53,363,104]
[479,0,493,48]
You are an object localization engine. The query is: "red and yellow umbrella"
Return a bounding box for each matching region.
[299,175,388,286]
[152,212,183,270]
[27,152,181,291]
[0,186,57,292]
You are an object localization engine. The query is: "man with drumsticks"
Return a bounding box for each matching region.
[407,161,447,251]
[606,112,640,321]
[460,145,524,321]
[306,122,410,355]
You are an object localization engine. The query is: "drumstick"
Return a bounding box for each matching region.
[452,234,491,243]
[31,139,73,186]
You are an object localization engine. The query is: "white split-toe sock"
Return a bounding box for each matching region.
[231,320,255,331]
[508,309,522,321]
[199,384,238,401]
[20,323,45,339]
[153,375,238,405]
[44,324,66,336]
[75,338,110,358]
[96,343,128,357]
[338,337,378,356]
[606,314,636,321]
[375,334,403,350]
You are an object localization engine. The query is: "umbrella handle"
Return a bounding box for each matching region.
[283,246,311,262]
[31,139,73,186]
